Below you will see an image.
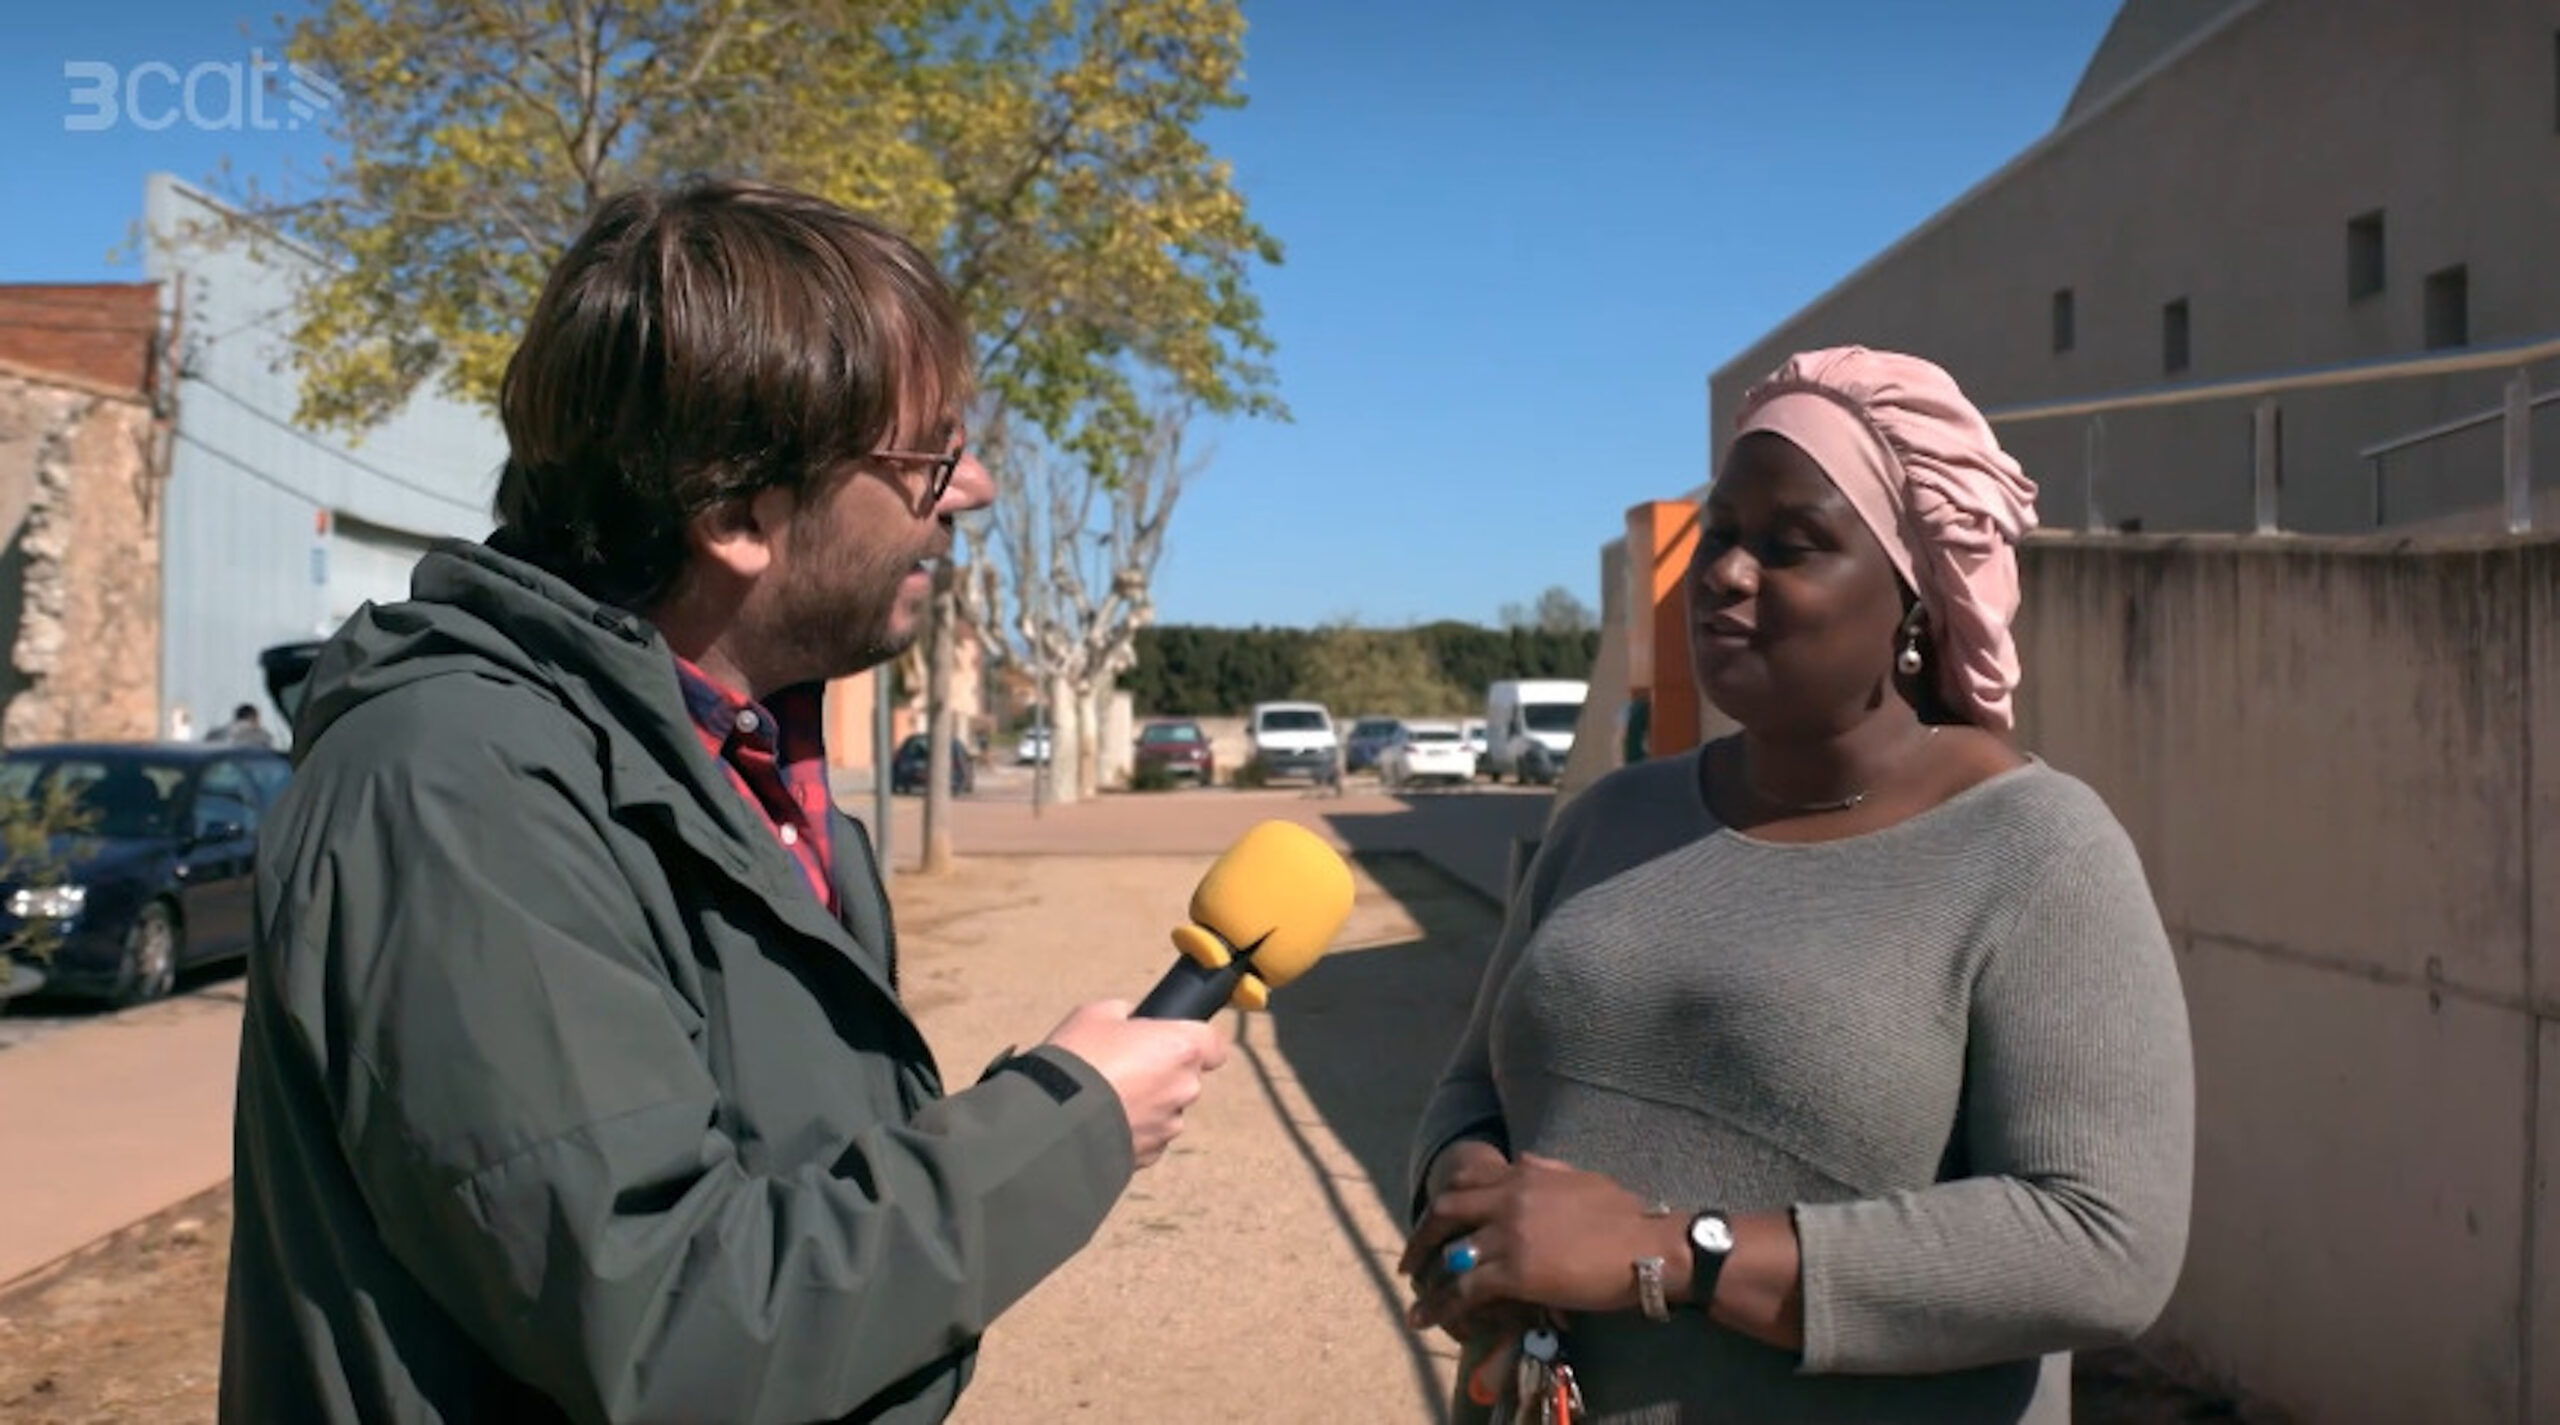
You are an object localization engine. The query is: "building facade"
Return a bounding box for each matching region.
[1710,0,2560,536]
[143,173,504,743]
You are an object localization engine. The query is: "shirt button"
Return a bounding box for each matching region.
[735,709,761,734]
[779,824,798,846]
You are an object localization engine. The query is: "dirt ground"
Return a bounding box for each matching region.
[0,847,2269,1423]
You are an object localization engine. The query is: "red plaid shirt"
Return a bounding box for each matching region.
[672,657,837,915]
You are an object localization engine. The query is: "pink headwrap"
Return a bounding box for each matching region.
[1730,346,2040,731]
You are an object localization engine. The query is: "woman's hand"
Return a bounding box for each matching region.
[1398,1152,1689,1333]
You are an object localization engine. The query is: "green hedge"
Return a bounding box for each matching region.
[1122,622,1600,716]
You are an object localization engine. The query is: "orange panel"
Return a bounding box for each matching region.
[1624,500,1701,758]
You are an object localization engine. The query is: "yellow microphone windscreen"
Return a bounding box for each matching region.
[1187,820,1355,991]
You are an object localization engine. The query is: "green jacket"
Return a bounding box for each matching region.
[221,541,1135,1424]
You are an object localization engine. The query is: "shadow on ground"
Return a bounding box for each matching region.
[1267,851,1499,1233]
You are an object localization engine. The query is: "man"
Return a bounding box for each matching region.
[208,702,274,749]
[221,178,1228,1424]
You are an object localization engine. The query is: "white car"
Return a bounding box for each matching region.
[1379,720,1477,788]
[1014,728,1052,765]
[1247,700,1339,783]
[1459,717,1489,760]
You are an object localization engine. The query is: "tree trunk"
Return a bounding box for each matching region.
[920,566,957,874]
[1045,671,1081,805]
[1076,683,1103,799]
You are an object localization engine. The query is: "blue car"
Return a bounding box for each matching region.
[0,742,292,1005]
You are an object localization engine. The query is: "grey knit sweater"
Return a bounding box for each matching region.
[1410,750,2193,1423]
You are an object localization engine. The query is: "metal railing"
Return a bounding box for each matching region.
[2356,379,2560,530]
[1980,332,2560,536]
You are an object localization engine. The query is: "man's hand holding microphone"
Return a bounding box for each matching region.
[1035,820,1355,1168]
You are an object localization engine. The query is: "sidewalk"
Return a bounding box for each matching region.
[848,780,1556,906]
[0,784,1549,1292]
[0,986,245,1287]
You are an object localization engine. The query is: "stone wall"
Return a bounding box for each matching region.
[0,364,163,746]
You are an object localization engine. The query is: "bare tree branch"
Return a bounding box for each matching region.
[973,399,1200,799]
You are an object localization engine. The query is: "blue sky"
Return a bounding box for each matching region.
[1,0,2122,629]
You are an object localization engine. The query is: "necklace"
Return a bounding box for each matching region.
[1742,726,1941,815]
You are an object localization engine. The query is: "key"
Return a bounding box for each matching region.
[1511,1329,1556,1425]
[1509,1347,1545,1425]
[1515,1329,1564,1425]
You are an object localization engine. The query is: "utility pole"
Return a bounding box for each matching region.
[870,663,894,887]
[921,562,957,873]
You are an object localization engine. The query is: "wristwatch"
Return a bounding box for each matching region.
[1686,1210,1736,1309]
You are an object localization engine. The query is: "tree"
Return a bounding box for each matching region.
[0,781,99,1002]
[972,403,1195,802]
[241,0,1284,853]
[1294,624,1466,719]
[258,0,1283,458]
[1498,584,1598,636]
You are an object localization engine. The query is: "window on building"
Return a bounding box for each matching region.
[2162,298,2191,375]
[2425,264,2470,348]
[2051,288,2076,353]
[2346,211,2386,301]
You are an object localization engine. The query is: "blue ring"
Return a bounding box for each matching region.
[1442,1240,1480,1276]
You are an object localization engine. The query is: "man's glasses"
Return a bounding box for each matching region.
[871,435,966,511]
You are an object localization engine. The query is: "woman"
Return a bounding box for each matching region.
[1401,346,2193,1423]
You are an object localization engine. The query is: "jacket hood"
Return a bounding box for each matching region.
[295,540,708,789]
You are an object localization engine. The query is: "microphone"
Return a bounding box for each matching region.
[1133,820,1356,1020]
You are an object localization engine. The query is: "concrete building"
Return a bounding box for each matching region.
[141,173,504,743]
[1710,0,2560,536]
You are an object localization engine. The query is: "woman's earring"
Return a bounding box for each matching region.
[1896,633,1925,677]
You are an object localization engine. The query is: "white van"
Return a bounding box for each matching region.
[1246,700,1340,783]
[1483,679,1587,784]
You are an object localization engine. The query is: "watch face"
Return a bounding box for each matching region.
[1691,1214,1735,1254]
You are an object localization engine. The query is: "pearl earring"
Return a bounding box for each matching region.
[1896,636,1924,676]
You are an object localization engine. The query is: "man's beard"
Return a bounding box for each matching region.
[763,524,932,685]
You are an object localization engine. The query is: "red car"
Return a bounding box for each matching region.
[1132,719,1215,784]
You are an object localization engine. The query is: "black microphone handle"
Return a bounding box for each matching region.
[1133,955,1248,1020]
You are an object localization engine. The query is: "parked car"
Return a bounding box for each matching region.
[1378,720,1476,788]
[1246,700,1339,783]
[1014,727,1053,765]
[1132,719,1215,783]
[891,733,975,795]
[0,742,292,1005]
[1341,715,1403,773]
[1459,717,1489,760]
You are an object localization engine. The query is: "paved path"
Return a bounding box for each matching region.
[851,774,1556,906]
[0,983,247,1286]
[0,781,1548,1293]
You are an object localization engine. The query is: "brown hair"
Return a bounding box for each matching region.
[491,177,970,608]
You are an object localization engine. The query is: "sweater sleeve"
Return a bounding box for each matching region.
[1791,821,2195,1375]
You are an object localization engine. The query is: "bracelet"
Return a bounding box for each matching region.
[1633,1254,1671,1322]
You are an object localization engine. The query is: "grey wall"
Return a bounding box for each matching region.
[1709,0,2560,536]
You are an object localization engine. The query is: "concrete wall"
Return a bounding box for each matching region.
[1710,0,2560,537]
[2008,531,2560,1425]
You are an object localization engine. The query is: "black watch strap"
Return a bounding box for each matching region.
[1687,1209,1735,1309]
